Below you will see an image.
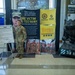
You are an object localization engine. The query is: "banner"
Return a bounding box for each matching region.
[40,9,56,40]
[40,24,56,40]
[40,9,56,24]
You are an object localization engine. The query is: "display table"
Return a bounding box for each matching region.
[60,42,75,57]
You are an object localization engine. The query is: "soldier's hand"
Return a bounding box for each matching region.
[22,39,24,42]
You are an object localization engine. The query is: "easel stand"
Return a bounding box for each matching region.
[0,43,13,60]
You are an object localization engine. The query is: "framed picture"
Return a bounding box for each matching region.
[17,0,49,9]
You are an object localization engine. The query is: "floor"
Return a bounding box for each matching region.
[0,53,75,75]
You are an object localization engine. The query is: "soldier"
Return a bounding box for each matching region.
[13,20,27,59]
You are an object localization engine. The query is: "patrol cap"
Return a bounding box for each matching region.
[12,11,21,18]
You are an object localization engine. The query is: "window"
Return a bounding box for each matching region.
[0,0,5,13]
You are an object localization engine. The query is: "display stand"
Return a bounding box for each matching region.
[0,25,14,60]
[60,5,75,57]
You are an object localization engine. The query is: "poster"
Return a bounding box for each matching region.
[40,9,56,24]
[40,39,55,54]
[40,24,56,40]
[20,9,40,39]
[26,39,40,54]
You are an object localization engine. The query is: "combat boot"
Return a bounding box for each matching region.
[19,54,23,59]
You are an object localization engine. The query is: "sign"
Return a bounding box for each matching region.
[0,25,14,44]
[20,9,40,39]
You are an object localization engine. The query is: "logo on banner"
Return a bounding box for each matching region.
[42,13,48,19]
[49,15,54,20]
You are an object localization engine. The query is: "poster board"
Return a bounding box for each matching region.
[20,9,40,39]
[0,25,14,44]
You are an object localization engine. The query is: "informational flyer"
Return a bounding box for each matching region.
[40,24,56,40]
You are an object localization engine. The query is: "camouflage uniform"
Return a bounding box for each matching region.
[13,25,26,54]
